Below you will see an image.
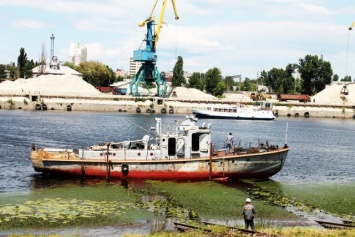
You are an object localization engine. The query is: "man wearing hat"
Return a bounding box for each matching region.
[242,198,256,230]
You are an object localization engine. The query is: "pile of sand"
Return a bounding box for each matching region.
[312,83,355,105]
[172,87,216,99]
[0,75,100,94]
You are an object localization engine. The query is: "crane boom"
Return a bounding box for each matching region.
[130,0,179,97]
[155,0,179,50]
[349,21,355,30]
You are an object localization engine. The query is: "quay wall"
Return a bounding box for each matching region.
[0,93,355,119]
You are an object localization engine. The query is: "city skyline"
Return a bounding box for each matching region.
[1,0,355,80]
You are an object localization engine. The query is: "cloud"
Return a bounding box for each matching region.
[2,0,355,78]
[0,0,144,18]
[11,19,46,29]
[300,4,332,15]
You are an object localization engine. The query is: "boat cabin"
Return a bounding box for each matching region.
[77,116,212,160]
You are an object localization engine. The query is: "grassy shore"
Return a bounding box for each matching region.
[1,179,354,236]
[6,227,355,237]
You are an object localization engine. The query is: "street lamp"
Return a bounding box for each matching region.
[232,75,242,93]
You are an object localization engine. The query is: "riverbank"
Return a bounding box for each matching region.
[1,180,354,236]
[1,95,355,119]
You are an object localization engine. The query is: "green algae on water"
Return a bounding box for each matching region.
[0,183,153,229]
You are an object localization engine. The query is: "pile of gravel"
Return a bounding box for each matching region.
[173,87,216,99]
[312,83,355,105]
[0,75,100,95]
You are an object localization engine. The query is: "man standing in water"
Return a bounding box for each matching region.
[225,132,234,154]
[242,198,256,230]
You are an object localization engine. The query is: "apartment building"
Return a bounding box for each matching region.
[68,43,87,66]
[129,57,143,77]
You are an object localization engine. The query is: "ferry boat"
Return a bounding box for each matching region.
[30,115,289,180]
[191,102,275,120]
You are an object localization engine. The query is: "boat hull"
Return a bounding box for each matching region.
[31,148,289,180]
[191,109,275,120]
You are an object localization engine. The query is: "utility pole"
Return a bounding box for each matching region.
[50,34,55,60]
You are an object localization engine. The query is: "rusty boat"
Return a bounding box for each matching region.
[30,115,289,180]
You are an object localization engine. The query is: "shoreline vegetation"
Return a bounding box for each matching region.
[5,228,355,237]
[1,180,354,237]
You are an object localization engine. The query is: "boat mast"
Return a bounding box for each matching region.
[284,122,288,148]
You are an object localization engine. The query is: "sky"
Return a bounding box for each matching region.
[1,0,355,80]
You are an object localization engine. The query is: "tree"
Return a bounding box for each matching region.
[260,64,296,95]
[298,55,333,95]
[76,61,114,86]
[172,56,186,87]
[0,64,7,79]
[105,65,116,86]
[243,77,253,91]
[224,76,235,92]
[7,65,18,79]
[205,67,223,96]
[17,48,28,78]
[186,72,204,91]
[332,74,339,82]
[341,75,352,82]
[38,42,47,74]
[213,81,226,97]
[24,60,35,78]
[62,61,77,70]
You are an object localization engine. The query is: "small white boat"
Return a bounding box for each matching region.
[191,102,275,120]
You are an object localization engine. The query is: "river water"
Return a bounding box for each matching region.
[0,110,354,235]
[0,109,354,193]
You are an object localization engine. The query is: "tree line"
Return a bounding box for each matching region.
[0,48,123,87]
[1,48,353,97]
[172,54,353,97]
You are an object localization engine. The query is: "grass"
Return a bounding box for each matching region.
[5,227,355,237]
[145,181,296,223]
[121,227,355,237]
[248,180,355,219]
[281,183,355,217]
[1,179,354,235]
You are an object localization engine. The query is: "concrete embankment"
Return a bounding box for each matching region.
[1,95,355,119]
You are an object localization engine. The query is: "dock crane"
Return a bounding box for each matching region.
[349,21,355,30]
[129,0,179,97]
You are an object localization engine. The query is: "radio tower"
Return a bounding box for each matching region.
[50,34,55,60]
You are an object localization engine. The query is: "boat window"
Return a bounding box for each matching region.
[191,133,200,151]
[168,138,176,156]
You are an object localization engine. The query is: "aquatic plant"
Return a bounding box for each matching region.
[145,181,295,222]
[0,197,146,229]
[122,226,355,237]
[0,184,153,229]
[245,180,355,218]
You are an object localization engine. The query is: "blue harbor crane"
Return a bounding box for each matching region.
[129,0,179,97]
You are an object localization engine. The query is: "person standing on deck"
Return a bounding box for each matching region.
[242,198,256,230]
[225,132,234,154]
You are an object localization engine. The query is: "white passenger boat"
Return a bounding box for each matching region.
[191,102,275,120]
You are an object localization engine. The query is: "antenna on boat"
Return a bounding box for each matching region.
[284,122,288,148]
[126,119,156,138]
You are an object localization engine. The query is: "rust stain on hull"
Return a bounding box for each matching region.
[31,148,289,180]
